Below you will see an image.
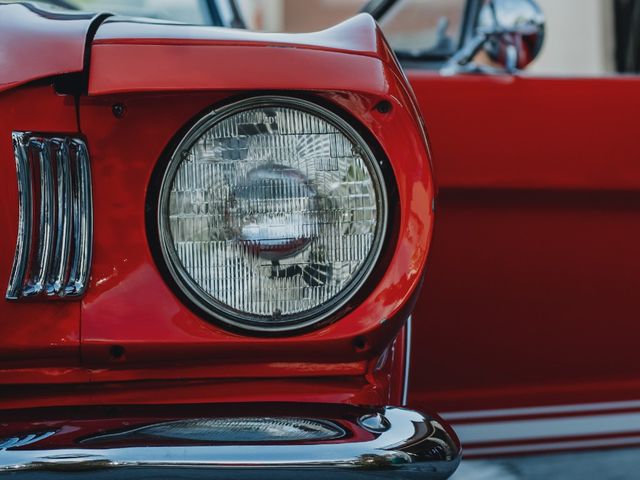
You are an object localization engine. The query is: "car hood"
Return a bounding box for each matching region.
[85,13,396,96]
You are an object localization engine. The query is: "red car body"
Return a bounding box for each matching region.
[1,5,430,396]
[0,4,461,478]
[3,0,639,471]
[408,73,640,457]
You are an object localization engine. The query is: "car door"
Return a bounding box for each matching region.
[377,0,640,457]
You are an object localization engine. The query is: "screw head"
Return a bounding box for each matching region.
[109,344,126,360]
[375,100,393,114]
[112,103,127,119]
[358,413,391,433]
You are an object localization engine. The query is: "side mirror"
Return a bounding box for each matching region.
[479,0,545,71]
[443,0,545,74]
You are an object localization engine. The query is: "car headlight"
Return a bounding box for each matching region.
[157,96,388,333]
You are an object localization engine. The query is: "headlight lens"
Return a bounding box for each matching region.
[158,97,388,333]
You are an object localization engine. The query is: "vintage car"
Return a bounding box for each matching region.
[1,0,636,477]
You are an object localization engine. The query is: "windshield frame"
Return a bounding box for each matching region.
[361,0,478,61]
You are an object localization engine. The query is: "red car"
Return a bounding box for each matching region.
[1,0,636,477]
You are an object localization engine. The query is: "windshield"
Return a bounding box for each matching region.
[377,0,466,56]
[31,0,214,24]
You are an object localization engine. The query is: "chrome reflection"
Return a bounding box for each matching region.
[5,133,93,300]
[47,139,73,295]
[442,0,545,74]
[0,407,460,479]
[82,417,346,444]
[25,139,55,297]
[0,431,56,451]
[6,134,33,300]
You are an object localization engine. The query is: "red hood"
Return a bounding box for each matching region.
[86,13,396,95]
[92,13,389,59]
[0,3,105,93]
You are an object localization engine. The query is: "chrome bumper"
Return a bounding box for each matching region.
[0,404,460,479]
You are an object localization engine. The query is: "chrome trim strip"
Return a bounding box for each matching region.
[453,411,640,444]
[22,139,55,297]
[0,407,460,478]
[402,315,412,406]
[64,139,92,297]
[5,133,93,300]
[442,399,640,421]
[47,140,73,296]
[80,417,347,445]
[5,134,33,300]
[464,435,640,457]
[0,432,56,451]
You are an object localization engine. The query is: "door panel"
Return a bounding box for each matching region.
[407,72,640,416]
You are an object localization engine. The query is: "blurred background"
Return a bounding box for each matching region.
[236,0,620,75]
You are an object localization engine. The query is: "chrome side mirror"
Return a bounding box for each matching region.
[479,0,545,71]
[443,0,545,74]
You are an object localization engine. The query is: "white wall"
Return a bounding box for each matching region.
[529,0,615,75]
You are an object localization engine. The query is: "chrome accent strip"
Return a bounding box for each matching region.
[464,435,640,457]
[5,133,93,300]
[22,139,55,297]
[47,140,72,296]
[5,134,33,300]
[402,315,412,407]
[0,407,461,478]
[0,432,56,451]
[453,410,640,444]
[443,399,640,421]
[64,139,92,297]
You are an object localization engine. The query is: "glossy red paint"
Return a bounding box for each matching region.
[87,15,394,95]
[1,378,384,411]
[0,11,429,411]
[410,73,640,190]
[76,15,432,381]
[0,84,80,366]
[78,89,428,368]
[406,72,640,414]
[0,3,100,93]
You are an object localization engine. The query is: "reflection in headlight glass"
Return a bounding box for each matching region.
[162,99,387,329]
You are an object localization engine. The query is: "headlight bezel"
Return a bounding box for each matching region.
[151,95,397,335]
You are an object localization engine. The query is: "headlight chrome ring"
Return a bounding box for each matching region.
[156,96,390,334]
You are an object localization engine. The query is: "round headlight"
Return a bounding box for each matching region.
[157,97,388,333]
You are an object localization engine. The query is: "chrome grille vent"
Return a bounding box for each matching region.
[6,132,93,300]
